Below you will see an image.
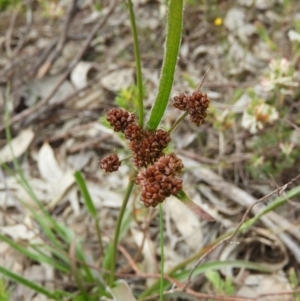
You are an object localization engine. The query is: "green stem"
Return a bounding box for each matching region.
[159,204,165,301]
[147,0,183,130]
[120,155,132,162]
[168,111,188,133]
[127,0,144,127]
[109,169,136,286]
[95,217,104,257]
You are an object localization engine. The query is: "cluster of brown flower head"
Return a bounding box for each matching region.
[100,153,120,173]
[104,108,171,168]
[135,153,184,207]
[100,108,183,207]
[173,91,210,126]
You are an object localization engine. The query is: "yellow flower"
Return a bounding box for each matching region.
[214,17,223,26]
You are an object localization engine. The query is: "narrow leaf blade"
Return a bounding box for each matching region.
[74,170,97,218]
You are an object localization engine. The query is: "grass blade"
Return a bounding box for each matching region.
[0,266,59,300]
[74,170,104,258]
[127,0,144,126]
[74,171,97,217]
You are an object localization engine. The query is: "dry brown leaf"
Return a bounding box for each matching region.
[0,128,34,163]
[38,142,64,182]
[237,274,293,301]
[165,196,202,251]
[131,228,157,286]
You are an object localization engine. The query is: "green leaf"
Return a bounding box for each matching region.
[205,270,223,293]
[289,268,299,288]
[0,278,9,301]
[147,0,183,129]
[127,0,144,126]
[74,171,97,218]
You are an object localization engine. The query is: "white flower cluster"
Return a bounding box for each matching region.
[242,101,279,134]
[259,58,298,94]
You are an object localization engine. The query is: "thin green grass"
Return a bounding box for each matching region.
[0,266,60,300]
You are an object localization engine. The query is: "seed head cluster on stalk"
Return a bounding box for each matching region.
[174,91,210,126]
[100,86,210,207]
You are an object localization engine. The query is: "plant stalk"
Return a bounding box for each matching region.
[168,111,188,133]
[127,0,144,127]
[109,169,136,286]
[159,204,165,301]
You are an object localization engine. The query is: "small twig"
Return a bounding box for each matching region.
[168,111,188,133]
[0,0,119,132]
[30,39,58,78]
[37,0,79,78]
[118,245,142,275]
[183,172,300,289]
[196,66,211,91]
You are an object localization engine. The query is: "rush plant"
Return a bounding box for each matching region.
[98,0,217,299]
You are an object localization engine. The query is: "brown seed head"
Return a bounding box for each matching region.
[130,129,170,168]
[100,153,121,172]
[135,153,184,208]
[173,91,210,126]
[155,153,184,175]
[124,123,143,141]
[174,93,189,111]
[106,109,136,132]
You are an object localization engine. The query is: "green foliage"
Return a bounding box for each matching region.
[289,268,300,301]
[0,0,20,11]
[205,270,234,296]
[0,266,60,300]
[256,23,277,50]
[0,278,9,301]
[114,84,145,111]
[94,2,102,11]
[99,115,110,128]
[245,125,299,179]
[182,73,197,89]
